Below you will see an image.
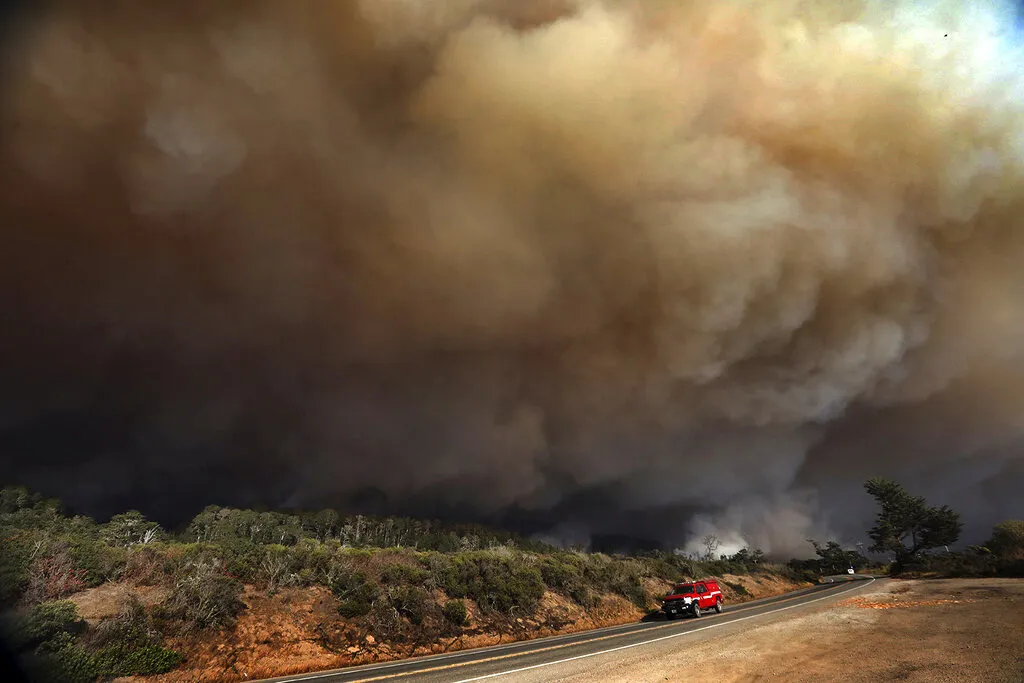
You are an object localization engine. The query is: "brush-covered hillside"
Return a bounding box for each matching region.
[0,487,815,682]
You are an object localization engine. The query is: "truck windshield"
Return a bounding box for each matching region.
[673,584,695,594]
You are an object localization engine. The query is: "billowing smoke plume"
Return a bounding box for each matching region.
[2,0,1024,555]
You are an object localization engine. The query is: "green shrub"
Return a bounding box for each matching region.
[123,545,169,586]
[998,558,1024,577]
[22,640,98,683]
[329,567,379,618]
[539,555,581,588]
[433,552,544,614]
[13,599,184,681]
[92,644,184,676]
[0,534,31,607]
[13,600,86,651]
[89,593,184,676]
[165,542,221,571]
[593,560,647,608]
[539,555,596,607]
[388,585,428,625]
[442,599,468,626]
[164,560,245,632]
[901,551,997,578]
[220,540,265,583]
[5,602,94,683]
[380,562,429,586]
[288,541,332,586]
[67,537,128,587]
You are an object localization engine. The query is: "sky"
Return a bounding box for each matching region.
[1,0,1024,556]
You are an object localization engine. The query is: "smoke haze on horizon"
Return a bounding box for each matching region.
[2,0,1024,555]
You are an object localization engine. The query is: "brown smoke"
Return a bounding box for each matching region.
[2,0,1024,553]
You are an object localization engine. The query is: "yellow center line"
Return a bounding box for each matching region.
[331,582,856,683]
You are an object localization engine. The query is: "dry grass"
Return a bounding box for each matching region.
[69,582,169,622]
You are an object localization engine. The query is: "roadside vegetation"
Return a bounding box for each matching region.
[860,478,1023,579]
[1,482,1019,681]
[0,486,808,681]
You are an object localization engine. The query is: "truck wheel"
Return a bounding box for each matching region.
[714,600,723,614]
[692,603,701,618]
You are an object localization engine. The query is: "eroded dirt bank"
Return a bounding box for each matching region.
[103,572,806,682]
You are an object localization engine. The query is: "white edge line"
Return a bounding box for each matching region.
[450,577,875,683]
[270,620,648,683]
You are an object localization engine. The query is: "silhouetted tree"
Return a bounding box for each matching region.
[864,478,961,564]
[701,534,720,561]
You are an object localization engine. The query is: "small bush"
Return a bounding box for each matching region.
[13,600,86,651]
[90,593,184,676]
[164,560,245,632]
[22,640,98,683]
[442,599,468,626]
[6,602,96,683]
[380,563,429,586]
[368,600,403,640]
[539,555,580,589]
[540,555,597,608]
[92,643,184,677]
[23,544,89,604]
[329,567,379,618]
[67,538,128,587]
[0,534,31,607]
[784,559,821,583]
[596,560,647,608]
[220,540,265,583]
[288,541,332,586]
[123,546,168,586]
[259,545,299,593]
[388,585,428,625]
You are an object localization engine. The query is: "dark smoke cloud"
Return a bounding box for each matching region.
[2,0,1024,555]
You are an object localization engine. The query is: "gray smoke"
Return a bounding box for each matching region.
[2,0,1024,555]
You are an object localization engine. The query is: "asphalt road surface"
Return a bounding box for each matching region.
[263,575,878,683]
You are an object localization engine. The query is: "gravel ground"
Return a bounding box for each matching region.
[502,578,1024,683]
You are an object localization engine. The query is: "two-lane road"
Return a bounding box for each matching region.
[264,575,879,683]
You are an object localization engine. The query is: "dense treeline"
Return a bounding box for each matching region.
[182,503,558,552]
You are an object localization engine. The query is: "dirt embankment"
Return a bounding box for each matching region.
[94,572,807,682]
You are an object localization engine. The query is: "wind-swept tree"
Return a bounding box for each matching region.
[864,478,962,563]
[807,540,868,573]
